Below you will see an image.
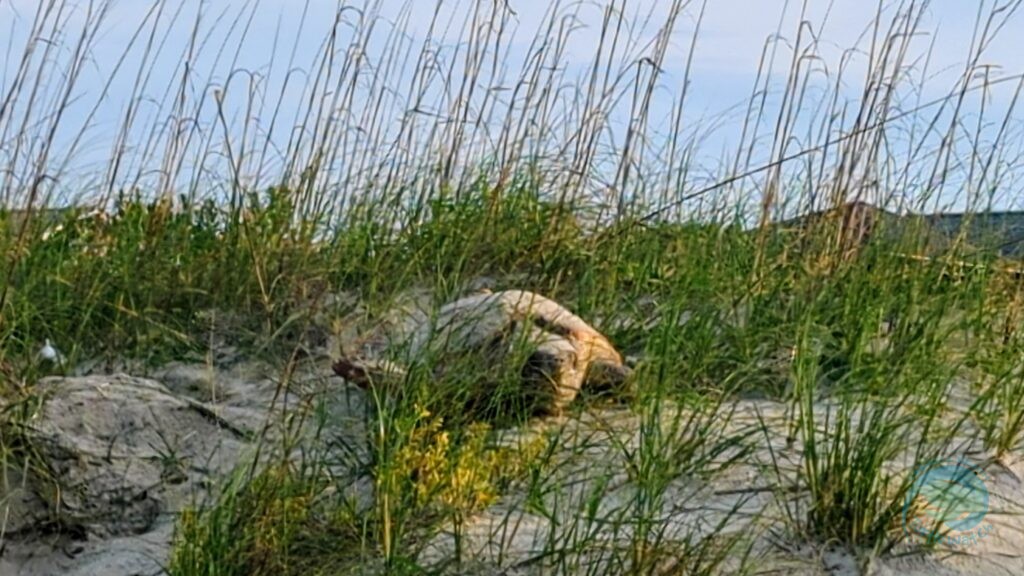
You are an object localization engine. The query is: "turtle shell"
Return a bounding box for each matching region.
[334,290,630,415]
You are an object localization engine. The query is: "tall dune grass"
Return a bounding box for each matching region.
[3,0,1024,574]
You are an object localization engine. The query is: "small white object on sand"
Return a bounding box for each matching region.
[39,338,66,365]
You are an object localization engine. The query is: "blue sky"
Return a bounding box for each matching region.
[39,1,1018,110]
[2,1,1023,209]
[12,1,1017,114]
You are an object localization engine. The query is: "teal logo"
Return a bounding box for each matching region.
[903,458,993,546]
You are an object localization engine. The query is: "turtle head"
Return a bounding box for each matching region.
[585,359,634,396]
[332,357,372,387]
[332,357,407,390]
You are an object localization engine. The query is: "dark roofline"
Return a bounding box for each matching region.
[781,200,1024,222]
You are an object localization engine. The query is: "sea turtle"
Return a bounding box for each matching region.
[332,289,631,416]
